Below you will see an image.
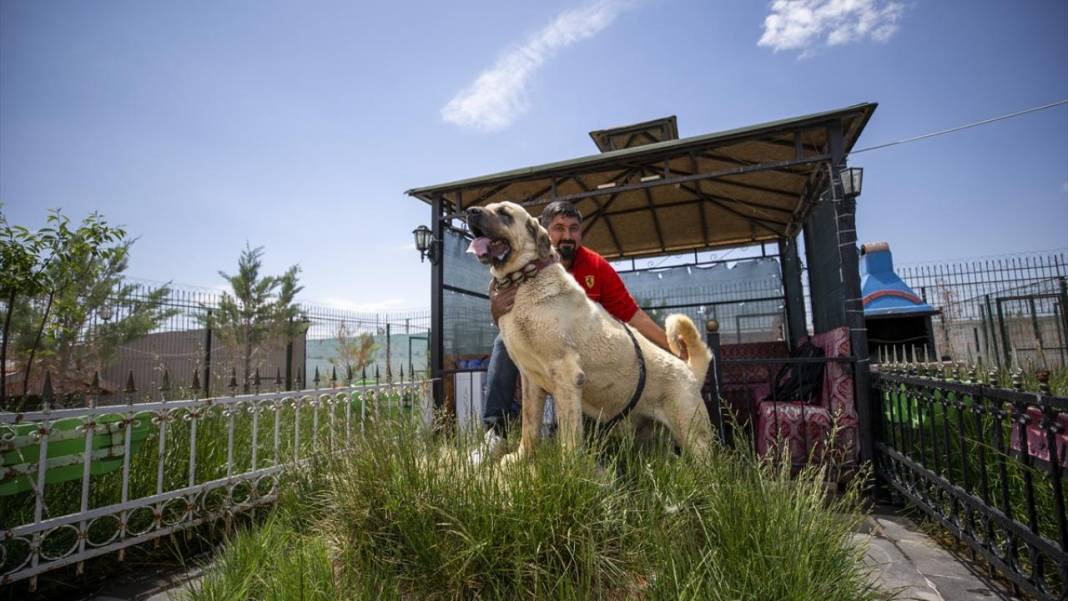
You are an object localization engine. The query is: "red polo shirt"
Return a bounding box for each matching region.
[568,246,639,322]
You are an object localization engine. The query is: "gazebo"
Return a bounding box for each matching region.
[406,102,878,464]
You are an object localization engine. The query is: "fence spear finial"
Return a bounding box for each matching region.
[314,366,321,388]
[275,367,282,389]
[125,370,137,394]
[254,368,261,392]
[1036,369,1051,396]
[229,368,238,393]
[192,368,201,393]
[331,366,337,387]
[161,369,171,392]
[295,368,303,390]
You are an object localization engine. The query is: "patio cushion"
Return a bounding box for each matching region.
[754,326,858,467]
[718,341,789,425]
[1011,407,1068,469]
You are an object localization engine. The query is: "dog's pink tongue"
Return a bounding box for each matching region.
[467,236,491,257]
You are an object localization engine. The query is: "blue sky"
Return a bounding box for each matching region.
[2,0,1066,312]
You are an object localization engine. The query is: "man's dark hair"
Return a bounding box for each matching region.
[539,200,582,227]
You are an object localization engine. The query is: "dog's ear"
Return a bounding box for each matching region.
[527,218,552,259]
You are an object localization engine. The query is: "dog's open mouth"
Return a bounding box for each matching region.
[467,225,511,265]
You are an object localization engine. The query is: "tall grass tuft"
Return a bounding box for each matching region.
[184,419,878,600]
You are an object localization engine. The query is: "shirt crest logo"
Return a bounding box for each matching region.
[584,275,595,289]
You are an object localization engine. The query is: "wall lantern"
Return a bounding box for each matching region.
[840,166,864,198]
[412,225,440,264]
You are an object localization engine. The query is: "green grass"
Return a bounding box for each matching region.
[184,420,878,601]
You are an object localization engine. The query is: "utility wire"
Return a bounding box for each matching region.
[850,99,1068,155]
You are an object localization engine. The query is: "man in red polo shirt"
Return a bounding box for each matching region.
[473,200,676,463]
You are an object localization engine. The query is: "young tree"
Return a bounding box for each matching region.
[202,245,305,392]
[1,209,177,408]
[329,323,378,382]
[0,210,48,407]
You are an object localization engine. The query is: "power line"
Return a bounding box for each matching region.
[850,99,1068,155]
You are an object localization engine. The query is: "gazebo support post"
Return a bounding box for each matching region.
[431,193,446,409]
[828,121,875,468]
[779,236,808,348]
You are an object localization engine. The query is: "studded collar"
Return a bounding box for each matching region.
[493,255,558,290]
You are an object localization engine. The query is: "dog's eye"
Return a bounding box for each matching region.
[496,208,513,224]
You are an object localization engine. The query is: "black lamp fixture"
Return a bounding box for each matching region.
[840,166,863,198]
[412,225,440,264]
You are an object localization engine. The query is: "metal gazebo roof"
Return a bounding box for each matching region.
[406,102,877,259]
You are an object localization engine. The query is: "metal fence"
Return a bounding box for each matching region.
[3,282,430,407]
[0,372,434,590]
[873,362,1068,600]
[898,251,1068,369]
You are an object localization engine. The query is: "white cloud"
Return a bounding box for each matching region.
[441,0,635,132]
[758,0,905,57]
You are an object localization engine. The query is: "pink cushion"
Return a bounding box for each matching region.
[755,402,858,466]
[755,326,858,466]
[1011,407,1068,469]
[718,341,789,426]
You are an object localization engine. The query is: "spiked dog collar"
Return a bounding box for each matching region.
[493,256,558,290]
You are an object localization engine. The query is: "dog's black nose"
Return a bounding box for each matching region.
[466,207,483,222]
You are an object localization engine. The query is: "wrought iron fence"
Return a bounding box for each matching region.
[898,251,1068,369]
[873,361,1068,600]
[0,370,433,590]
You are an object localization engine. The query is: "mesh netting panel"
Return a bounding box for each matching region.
[621,258,786,343]
[443,229,498,359]
[444,228,493,294]
[444,290,497,358]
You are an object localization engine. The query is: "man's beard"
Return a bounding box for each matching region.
[557,241,576,260]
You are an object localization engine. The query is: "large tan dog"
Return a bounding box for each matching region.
[466,201,715,464]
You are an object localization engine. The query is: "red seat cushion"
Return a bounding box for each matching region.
[754,326,858,467]
[1011,407,1068,469]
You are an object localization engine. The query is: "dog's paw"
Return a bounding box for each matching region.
[498,450,526,470]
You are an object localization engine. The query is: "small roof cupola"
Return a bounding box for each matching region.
[588,116,679,152]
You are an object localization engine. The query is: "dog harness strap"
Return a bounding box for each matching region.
[602,322,646,430]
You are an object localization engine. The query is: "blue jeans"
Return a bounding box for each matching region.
[483,334,520,434]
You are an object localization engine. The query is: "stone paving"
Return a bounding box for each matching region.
[859,511,1021,601]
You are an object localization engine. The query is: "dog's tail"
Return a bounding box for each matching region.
[666,314,713,384]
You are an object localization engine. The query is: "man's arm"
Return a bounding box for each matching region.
[628,309,671,352]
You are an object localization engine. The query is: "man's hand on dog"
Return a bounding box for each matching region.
[490,281,517,325]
